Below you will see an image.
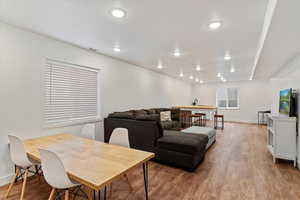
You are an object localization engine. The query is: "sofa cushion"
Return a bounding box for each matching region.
[157,131,208,155]
[108,112,135,119]
[152,108,170,114]
[181,126,216,139]
[171,109,180,121]
[136,114,160,121]
[160,111,171,121]
[160,121,179,130]
[148,109,157,115]
[133,110,148,115]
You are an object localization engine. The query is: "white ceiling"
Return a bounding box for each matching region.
[255,0,300,80]
[0,0,270,83]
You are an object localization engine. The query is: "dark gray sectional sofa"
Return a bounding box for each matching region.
[104,108,208,171]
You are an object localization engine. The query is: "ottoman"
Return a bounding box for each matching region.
[181,126,216,149]
[155,130,208,171]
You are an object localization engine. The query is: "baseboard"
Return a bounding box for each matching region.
[0,174,13,187]
[225,120,259,125]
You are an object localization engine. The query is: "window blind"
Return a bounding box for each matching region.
[45,59,100,126]
[216,87,239,109]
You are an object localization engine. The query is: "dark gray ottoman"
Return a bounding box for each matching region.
[155,130,208,171]
[181,126,216,149]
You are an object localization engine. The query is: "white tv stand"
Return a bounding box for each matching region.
[266,114,297,166]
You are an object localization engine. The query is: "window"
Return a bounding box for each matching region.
[216,87,239,109]
[45,59,101,127]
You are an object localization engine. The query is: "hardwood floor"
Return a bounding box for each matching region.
[1,122,300,200]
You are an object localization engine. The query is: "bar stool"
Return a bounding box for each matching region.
[214,114,224,130]
[195,113,207,126]
[190,114,204,126]
[180,110,192,128]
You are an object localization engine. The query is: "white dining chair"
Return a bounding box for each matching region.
[6,135,40,200]
[39,148,84,200]
[109,128,130,148]
[80,123,96,140]
[109,128,133,195]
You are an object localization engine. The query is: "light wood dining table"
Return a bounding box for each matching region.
[23,133,155,200]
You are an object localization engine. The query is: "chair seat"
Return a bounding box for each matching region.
[214,114,224,118]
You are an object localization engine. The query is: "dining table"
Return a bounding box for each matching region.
[23,133,155,200]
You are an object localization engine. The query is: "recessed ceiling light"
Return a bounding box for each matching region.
[230,67,235,73]
[195,78,199,82]
[189,75,194,80]
[224,54,232,60]
[113,46,121,52]
[208,21,222,30]
[200,80,204,84]
[196,65,201,71]
[111,8,126,18]
[217,73,221,77]
[223,79,227,82]
[173,49,181,57]
[179,72,184,77]
[157,64,163,69]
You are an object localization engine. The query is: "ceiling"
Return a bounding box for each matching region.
[255,0,300,80]
[0,0,271,83]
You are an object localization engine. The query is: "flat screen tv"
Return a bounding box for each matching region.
[279,88,292,116]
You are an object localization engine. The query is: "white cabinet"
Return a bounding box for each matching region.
[266,114,297,166]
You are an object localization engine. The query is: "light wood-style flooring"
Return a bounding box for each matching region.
[1,122,300,200]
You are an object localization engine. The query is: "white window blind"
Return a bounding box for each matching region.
[45,59,100,126]
[216,87,239,109]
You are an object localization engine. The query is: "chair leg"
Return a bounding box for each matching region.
[48,188,56,200]
[5,168,20,198]
[20,169,29,200]
[64,189,69,200]
[124,174,133,191]
[109,182,113,197]
[88,187,93,200]
[222,117,224,130]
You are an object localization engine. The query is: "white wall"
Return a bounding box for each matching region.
[0,22,192,185]
[192,80,273,123]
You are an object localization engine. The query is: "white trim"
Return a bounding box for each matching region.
[219,107,240,110]
[46,58,102,72]
[43,117,102,129]
[0,174,13,187]
[250,0,278,80]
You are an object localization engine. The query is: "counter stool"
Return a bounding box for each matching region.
[190,114,200,126]
[214,114,224,130]
[195,113,207,126]
[190,114,206,127]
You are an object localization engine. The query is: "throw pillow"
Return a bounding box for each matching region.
[160,111,171,122]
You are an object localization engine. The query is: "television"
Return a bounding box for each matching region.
[279,88,295,116]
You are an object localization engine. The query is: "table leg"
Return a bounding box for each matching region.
[143,162,149,200]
